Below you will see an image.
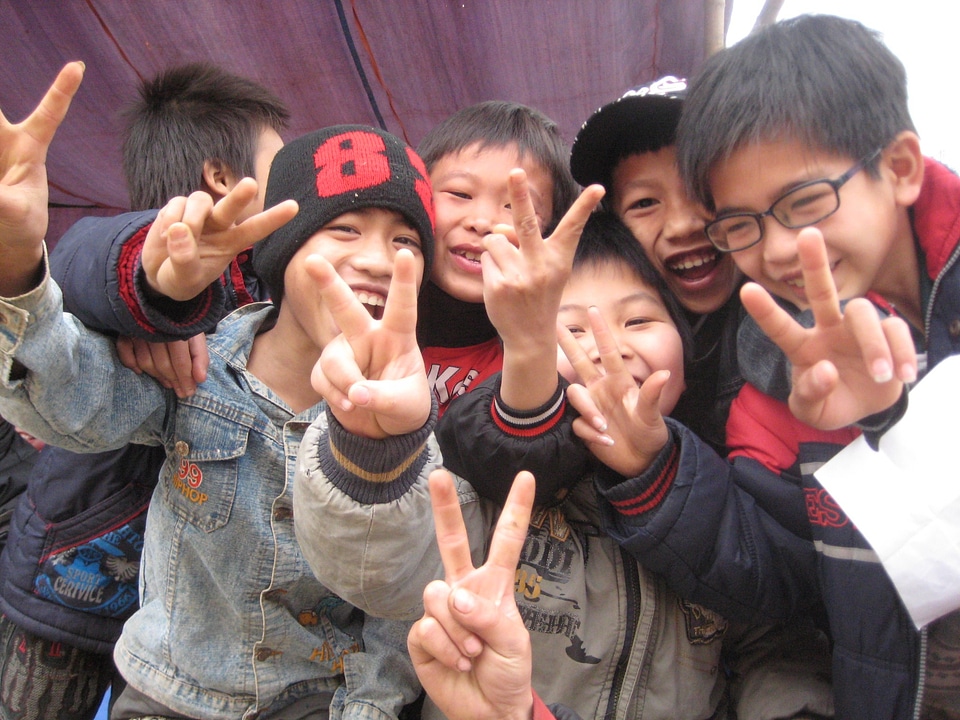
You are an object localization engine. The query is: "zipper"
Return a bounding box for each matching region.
[604,547,644,720]
[911,625,928,720]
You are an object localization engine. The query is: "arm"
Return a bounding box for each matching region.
[593,410,822,625]
[0,62,83,297]
[740,227,917,431]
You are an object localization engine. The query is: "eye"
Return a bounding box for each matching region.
[626,197,659,212]
[444,190,471,200]
[327,224,359,236]
[394,234,422,251]
[564,324,586,336]
[626,317,654,328]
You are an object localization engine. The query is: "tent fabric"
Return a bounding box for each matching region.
[1,1,727,245]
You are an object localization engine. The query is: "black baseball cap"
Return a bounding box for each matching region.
[570,76,687,189]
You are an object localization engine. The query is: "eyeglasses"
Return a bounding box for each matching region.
[704,148,883,253]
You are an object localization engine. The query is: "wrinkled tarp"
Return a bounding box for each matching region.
[1,0,728,244]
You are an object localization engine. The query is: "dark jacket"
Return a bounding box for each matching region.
[594,157,960,720]
[0,418,39,552]
[0,212,264,652]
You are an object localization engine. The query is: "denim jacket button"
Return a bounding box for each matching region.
[255,647,280,661]
[273,506,293,521]
[174,440,190,456]
[949,318,960,338]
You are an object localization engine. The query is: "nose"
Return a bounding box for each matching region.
[466,198,510,236]
[759,219,800,267]
[351,236,394,278]
[662,196,709,242]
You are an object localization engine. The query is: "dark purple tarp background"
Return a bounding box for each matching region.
[1,1,731,245]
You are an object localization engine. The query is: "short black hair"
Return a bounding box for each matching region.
[677,14,915,210]
[121,62,290,209]
[573,211,693,363]
[417,101,579,230]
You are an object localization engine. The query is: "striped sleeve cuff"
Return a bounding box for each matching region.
[318,401,437,504]
[595,431,679,518]
[491,375,567,439]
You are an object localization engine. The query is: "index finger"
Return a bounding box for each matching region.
[7,62,84,150]
[304,253,376,339]
[797,227,843,327]
[484,470,535,575]
[379,249,420,336]
[507,168,544,252]
[557,321,601,383]
[586,305,628,377]
[429,469,475,584]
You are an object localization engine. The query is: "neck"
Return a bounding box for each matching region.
[248,315,324,414]
[416,281,496,347]
[873,217,924,332]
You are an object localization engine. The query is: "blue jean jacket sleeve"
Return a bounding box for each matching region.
[0,262,169,452]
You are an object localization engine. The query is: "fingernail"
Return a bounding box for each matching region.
[597,434,614,447]
[456,657,473,673]
[901,363,917,384]
[169,224,187,241]
[871,360,893,383]
[593,417,608,432]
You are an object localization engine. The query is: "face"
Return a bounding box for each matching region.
[611,146,740,316]
[237,127,285,222]
[708,139,904,309]
[430,143,555,303]
[557,260,686,415]
[279,207,425,351]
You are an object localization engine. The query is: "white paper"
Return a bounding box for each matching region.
[814,354,960,629]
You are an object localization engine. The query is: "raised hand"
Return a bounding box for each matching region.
[557,308,670,477]
[116,334,209,398]
[141,179,298,301]
[740,227,917,430]
[480,171,604,409]
[408,468,535,720]
[307,248,430,438]
[0,61,84,296]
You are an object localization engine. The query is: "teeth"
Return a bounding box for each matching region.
[456,250,482,262]
[667,251,716,271]
[786,277,806,289]
[355,291,385,307]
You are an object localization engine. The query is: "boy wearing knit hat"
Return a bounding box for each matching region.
[0,63,432,720]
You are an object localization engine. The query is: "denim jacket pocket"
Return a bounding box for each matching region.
[162,397,254,533]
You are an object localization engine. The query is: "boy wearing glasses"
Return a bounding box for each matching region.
[584,14,959,720]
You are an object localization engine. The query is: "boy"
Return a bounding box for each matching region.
[587,15,958,720]
[0,62,289,720]
[569,76,743,453]
[416,101,578,415]
[0,62,434,719]
[293,204,743,720]
[567,77,835,720]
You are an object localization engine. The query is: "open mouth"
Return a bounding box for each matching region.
[453,248,483,264]
[356,290,386,320]
[666,248,721,281]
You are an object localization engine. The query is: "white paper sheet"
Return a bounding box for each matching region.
[814,354,960,629]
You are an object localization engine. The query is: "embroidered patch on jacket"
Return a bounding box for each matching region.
[678,599,728,645]
[805,487,849,528]
[172,459,208,505]
[35,526,143,617]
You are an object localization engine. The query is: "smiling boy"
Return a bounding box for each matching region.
[0,63,436,720]
[591,14,960,720]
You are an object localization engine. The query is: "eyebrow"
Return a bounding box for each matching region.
[714,167,834,216]
[559,289,666,314]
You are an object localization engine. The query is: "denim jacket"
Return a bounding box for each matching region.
[0,264,418,720]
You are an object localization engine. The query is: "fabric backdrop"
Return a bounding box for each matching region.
[1,0,730,245]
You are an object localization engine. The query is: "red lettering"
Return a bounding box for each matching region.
[314,131,390,196]
[405,146,435,225]
[805,487,848,528]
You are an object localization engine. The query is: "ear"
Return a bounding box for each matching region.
[201,159,241,202]
[882,131,924,208]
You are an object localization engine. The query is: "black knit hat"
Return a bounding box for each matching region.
[253,125,435,303]
[570,76,687,190]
